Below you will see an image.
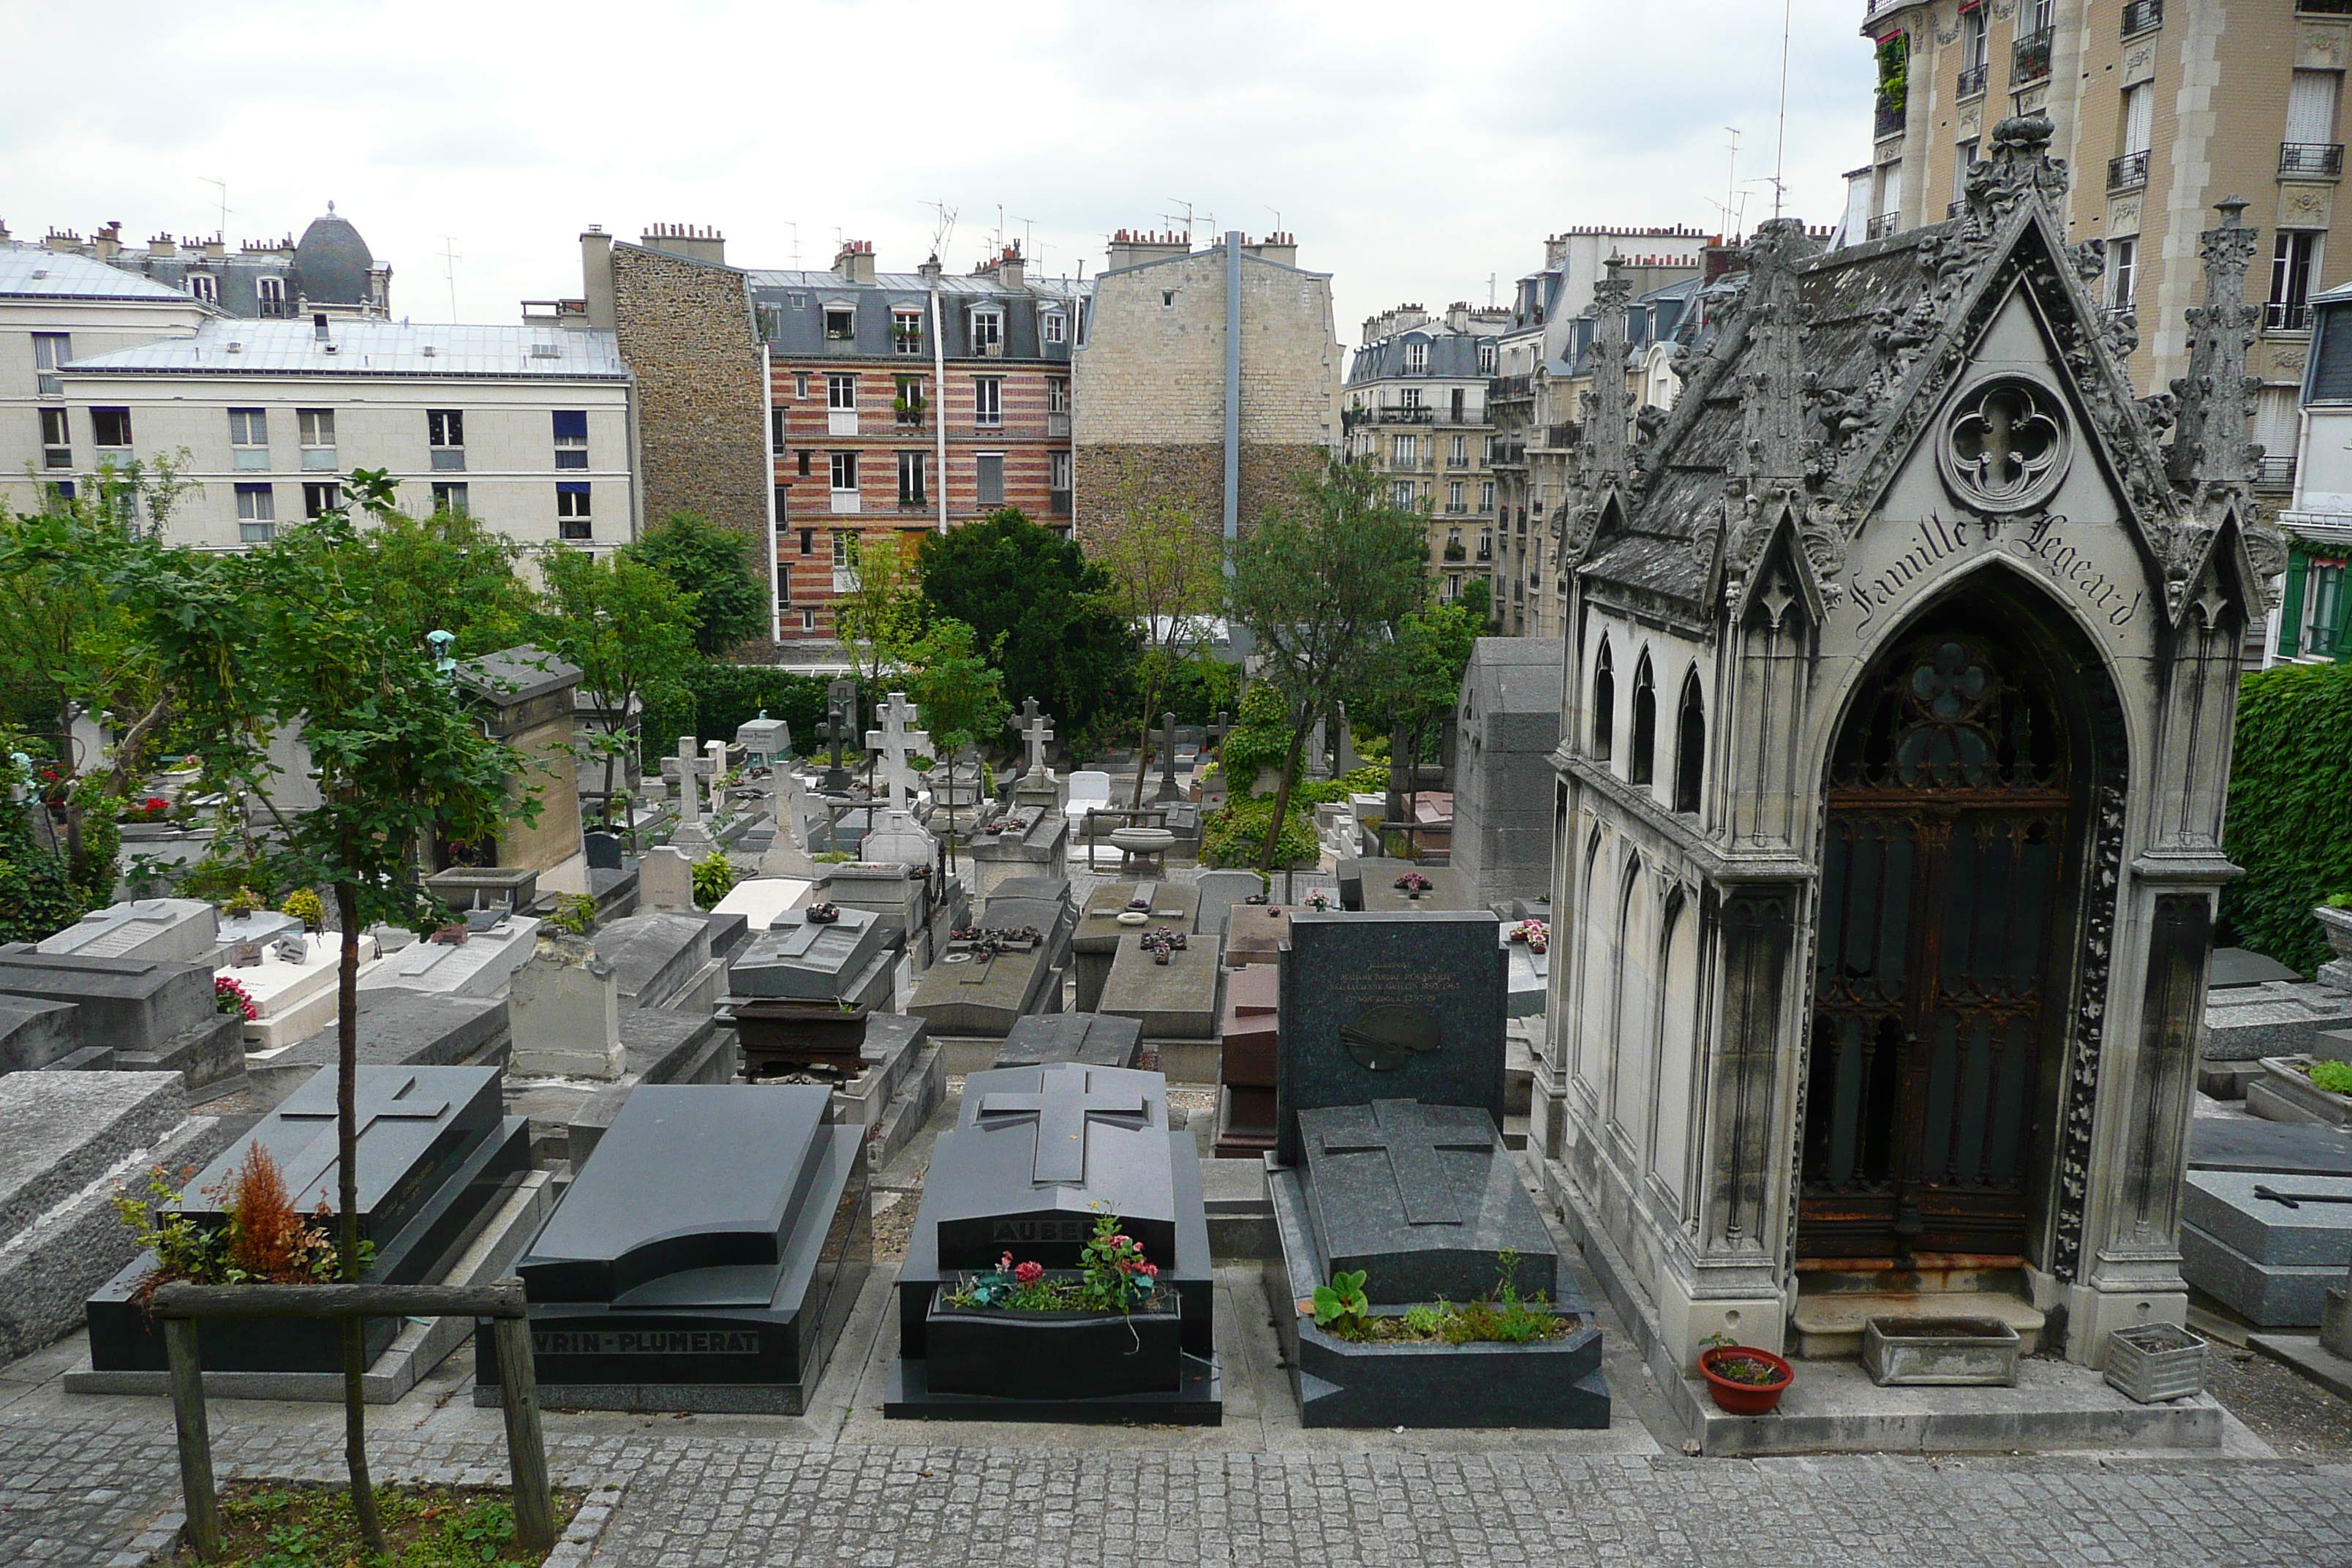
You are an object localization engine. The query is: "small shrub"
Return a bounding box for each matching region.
[2309,1059,2352,1095]
[279,888,325,930]
[692,851,736,908]
[1200,795,1319,869]
[222,886,263,919]
[545,893,598,937]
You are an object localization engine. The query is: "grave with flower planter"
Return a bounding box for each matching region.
[478,1083,869,1414]
[906,876,1077,1039]
[1264,910,1609,1428]
[886,1060,1220,1422]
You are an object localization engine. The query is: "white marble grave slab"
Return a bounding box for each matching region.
[355,916,541,1000]
[712,877,813,932]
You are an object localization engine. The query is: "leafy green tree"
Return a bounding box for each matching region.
[900,617,1011,764]
[1457,575,1491,625]
[832,531,929,693]
[1090,491,1226,806]
[916,508,1135,743]
[342,507,535,655]
[630,510,768,656]
[1227,460,1428,874]
[536,546,701,826]
[124,471,527,1554]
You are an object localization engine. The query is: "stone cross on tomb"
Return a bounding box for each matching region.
[978,1071,1150,1184]
[1011,698,1055,787]
[1154,712,1183,803]
[1207,711,1232,754]
[277,1071,453,1200]
[704,738,728,815]
[675,735,703,826]
[1314,1099,1496,1226]
[1335,702,1362,775]
[820,680,858,793]
[864,692,932,812]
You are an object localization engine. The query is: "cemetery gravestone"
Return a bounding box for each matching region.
[508,933,625,1079]
[355,913,542,1000]
[639,845,696,913]
[275,989,509,1071]
[86,1064,530,1374]
[728,906,895,1074]
[865,693,933,813]
[1452,638,1564,906]
[1262,910,1606,1428]
[991,1012,1145,1071]
[0,994,80,1074]
[862,810,940,870]
[710,876,811,934]
[1101,916,1220,1043]
[584,831,624,871]
[1214,962,1280,1158]
[37,899,216,964]
[1224,904,1293,970]
[0,949,244,1088]
[1010,698,1055,798]
[888,1062,1218,1420]
[2181,1170,2352,1325]
[1194,870,1265,940]
[1072,881,1202,1013]
[482,1085,869,1414]
[736,714,791,769]
[907,877,1075,1039]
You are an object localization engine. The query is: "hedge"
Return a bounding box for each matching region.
[641,665,843,769]
[2220,660,2352,974]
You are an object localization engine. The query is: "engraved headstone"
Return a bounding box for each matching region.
[37,900,216,965]
[1011,697,1055,791]
[640,845,696,913]
[509,932,625,1079]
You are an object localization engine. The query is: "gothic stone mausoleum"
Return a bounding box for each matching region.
[1536,118,2285,1373]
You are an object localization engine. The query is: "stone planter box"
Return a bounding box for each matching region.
[925,1285,1183,1400]
[1861,1317,2021,1387]
[2315,905,2352,963]
[2103,1322,2208,1403]
[734,1000,871,1077]
[2247,1055,2352,1128]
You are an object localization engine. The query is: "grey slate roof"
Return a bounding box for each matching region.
[750,270,1085,363]
[1460,637,1565,717]
[61,318,626,379]
[1348,330,1497,386]
[0,244,198,302]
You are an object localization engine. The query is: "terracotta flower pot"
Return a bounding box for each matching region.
[1699,1344,1794,1415]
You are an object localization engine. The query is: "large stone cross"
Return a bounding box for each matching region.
[1314,1099,1495,1226]
[675,736,704,826]
[977,1071,1149,1185]
[1011,697,1055,787]
[864,691,932,811]
[820,681,858,794]
[278,1071,453,1202]
[1154,710,1183,802]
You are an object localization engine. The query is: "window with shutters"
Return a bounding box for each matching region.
[975,452,1006,508]
[2109,237,2138,311]
[554,410,589,468]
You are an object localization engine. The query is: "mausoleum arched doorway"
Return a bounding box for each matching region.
[1797,573,2122,1270]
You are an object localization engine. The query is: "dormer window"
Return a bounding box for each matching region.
[1404,341,1429,374]
[187,273,217,304]
[1478,342,1497,375]
[823,306,856,340]
[892,309,925,355]
[257,276,284,314]
[1042,310,1067,345]
[970,308,1003,357]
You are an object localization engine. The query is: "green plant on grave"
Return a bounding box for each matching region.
[691,851,736,909]
[279,887,325,930]
[2308,1059,2352,1095]
[1403,1303,1447,1336]
[1311,1267,1371,1334]
[544,894,598,938]
[223,885,263,919]
[2329,892,2352,911]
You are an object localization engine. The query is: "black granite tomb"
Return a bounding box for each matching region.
[1264,911,1607,1428]
[87,1064,530,1372]
[990,1013,1144,1071]
[478,1085,869,1414]
[889,1061,1219,1422]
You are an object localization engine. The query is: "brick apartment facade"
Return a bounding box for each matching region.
[753,241,1081,639]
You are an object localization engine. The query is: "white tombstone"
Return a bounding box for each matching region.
[640,845,697,912]
[64,702,110,775]
[508,932,626,1078]
[861,809,939,869]
[864,692,934,812]
[711,876,813,932]
[704,738,729,815]
[674,736,702,827]
[1063,770,1114,823]
[231,930,380,1053]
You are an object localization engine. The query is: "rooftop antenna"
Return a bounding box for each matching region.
[1264,206,1282,236]
[1773,0,1793,219]
[197,176,232,242]
[1722,128,1741,242]
[1161,199,1195,242]
[785,221,800,270]
[440,236,461,323]
[1015,214,1037,260]
[1488,271,1497,309]
[924,199,957,260]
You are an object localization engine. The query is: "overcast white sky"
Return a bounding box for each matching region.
[4,0,1877,342]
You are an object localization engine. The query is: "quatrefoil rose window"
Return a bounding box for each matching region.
[1937,378,2070,512]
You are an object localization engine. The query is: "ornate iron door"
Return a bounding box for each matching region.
[1800,638,2069,1262]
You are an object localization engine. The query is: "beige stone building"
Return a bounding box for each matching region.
[1854,0,2352,504]
[1343,302,1509,606]
[1072,230,1341,545]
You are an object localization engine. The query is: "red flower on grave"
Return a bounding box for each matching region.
[1013,1260,1043,1285]
[999,1251,1014,1272]
[1141,1262,1158,1278]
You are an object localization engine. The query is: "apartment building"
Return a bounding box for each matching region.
[1853,0,2352,503]
[4,208,392,321]
[1072,230,1342,546]
[754,240,1082,638]
[1484,228,1717,636]
[51,316,630,552]
[1343,302,1508,605]
[0,243,211,514]
[2277,276,2352,660]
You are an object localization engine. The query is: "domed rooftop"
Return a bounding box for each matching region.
[293,203,374,305]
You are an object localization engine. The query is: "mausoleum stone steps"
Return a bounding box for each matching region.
[1790,1286,2047,1360]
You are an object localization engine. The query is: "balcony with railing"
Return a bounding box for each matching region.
[1365,405,1438,424]
[2108,150,2151,192]
[2255,454,2299,491]
[1874,97,1905,142]
[2013,26,2053,83]
[1956,63,1988,99]
[1866,212,1900,241]
[1491,440,1526,467]
[2268,301,2314,331]
[2122,0,2163,34]
[2281,143,2345,178]
[1487,374,1534,406]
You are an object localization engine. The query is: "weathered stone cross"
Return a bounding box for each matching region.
[1154,711,1183,802]
[1315,1099,1494,1226]
[820,680,857,793]
[864,692,932,811]
[675,736,704,826]
[977,1070,1149,1185]
[1011,697,1054,787]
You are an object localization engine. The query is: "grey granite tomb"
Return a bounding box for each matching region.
[1100,921,1221,1041]
[728,905,894,1011]
[36,898,217,964]
[2181,1169,2352,1326]
[906,878,1075,1039]
[1071,881,1199,1013]
[0,994,80,1074]
[991,1012,1145,1071]
[1450,638,1563,908]
[0,948,244,1089]
[481,1085,869,1414]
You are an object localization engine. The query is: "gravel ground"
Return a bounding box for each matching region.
[2202,1340,2352,1460]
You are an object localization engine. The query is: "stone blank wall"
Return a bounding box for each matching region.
[611,244,766,541]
